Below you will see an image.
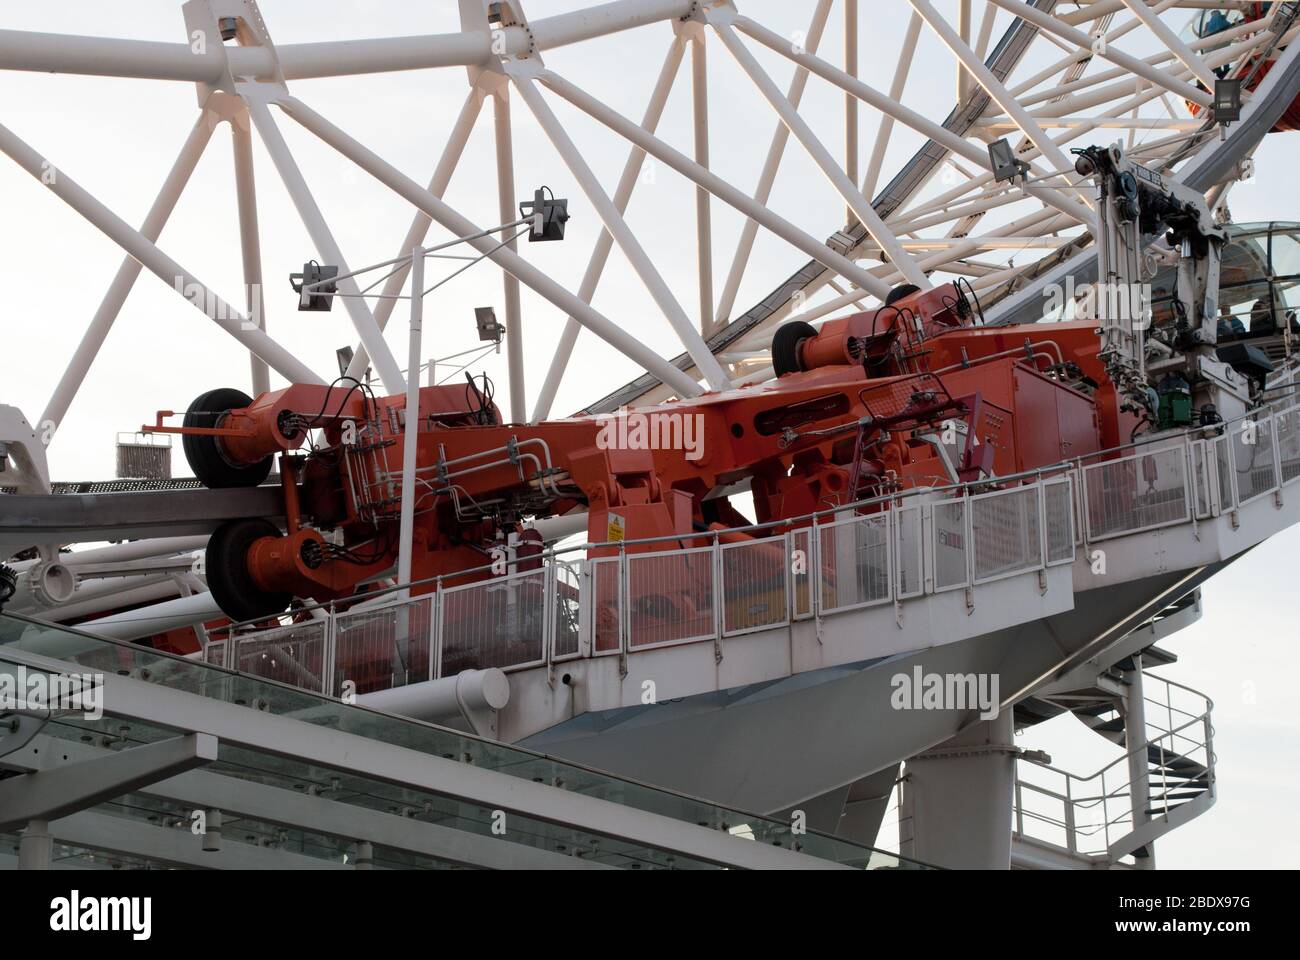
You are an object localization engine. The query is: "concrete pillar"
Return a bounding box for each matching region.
[18,819,52,870]
[901,711,1017,869]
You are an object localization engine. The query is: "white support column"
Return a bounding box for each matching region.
[346,88,485,384]
[714,0,833,328]
[712,18,931,290]
[904,711,1017,869]
[398,247,423,599]
[511,70,731,392]
[492,88,527,422]
[0,118,322,386]
[40,111,217,438]
[690,30,714,338]
[248,100,406,395]
[957,0,972,102]
[279,96,704,399]
[844,0,858,224]
[536,69,895,300]
[232,110,270,397]
[531,39,688,421]
[17,820,51,870]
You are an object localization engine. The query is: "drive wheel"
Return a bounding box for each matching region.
[205,518,292,622]
[183,388,273,488]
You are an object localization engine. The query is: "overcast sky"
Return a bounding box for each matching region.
[1,1,1296,867]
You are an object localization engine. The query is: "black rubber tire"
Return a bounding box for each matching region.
[183,388,273,489]
[205,518,292,623]
[772,320,818,377]
[885,283,922,307]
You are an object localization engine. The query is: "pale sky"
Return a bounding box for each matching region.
[1,1,1296,867]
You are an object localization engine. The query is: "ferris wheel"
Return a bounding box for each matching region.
[0,0,1295,501]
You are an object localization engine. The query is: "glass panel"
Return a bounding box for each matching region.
[1218,281,1276,338]
[0,629,924,870]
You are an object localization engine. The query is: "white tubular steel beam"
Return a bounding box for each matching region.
[397,246,423,598]
[1118,0,1217,89]
[40,111,218,437]
[862,12,921,202]
[714,0,833,329]
[249,101,405,395]
[0,119,322,386]
[232,110,270,397]
[733,16,1093,230]
[531,39,687,421]
[690,31,714,337]
[844,0,859,221]
[985,0,1214,107]
[492,89,527,422]
[908,0,1080,180]
[712,19,931,290]
[511,72,730,392]
[279,97,704,400]
[346,88,485,385]
[0,2,697,80]
[957,0,972,102]
[0,29,236,81]
[536,69,895,300]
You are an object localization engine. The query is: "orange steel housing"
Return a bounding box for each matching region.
[188,283,1119,617]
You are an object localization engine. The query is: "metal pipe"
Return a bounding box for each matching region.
[40,110,218,437]
[397,247,424,599]
[714,0,833,329]
[492,89,527,422]
[511,71,731,392]
[712,19,930,290]
[347,88,485,384]
[0,120,322,386]
[248,101,405,394]
[0,2,696,80]
[278,96,703,399]
[356,667,510,723]
[232,110,270,396]
[531,37,688,421]
[75,591,224,642]
[690,30,714,336]
[534,70,894,300]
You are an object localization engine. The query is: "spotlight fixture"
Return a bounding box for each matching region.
[988,137,1030,184]
[520,187,569,242]
[289,261,338,312]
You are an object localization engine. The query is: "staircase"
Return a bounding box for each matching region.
[1012,669,1216,869]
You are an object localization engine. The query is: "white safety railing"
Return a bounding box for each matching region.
[207,400,1300,701]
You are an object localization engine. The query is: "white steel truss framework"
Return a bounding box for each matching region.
[0,0,1294,445]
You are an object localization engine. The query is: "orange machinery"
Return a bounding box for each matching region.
[144,282,1120,638]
